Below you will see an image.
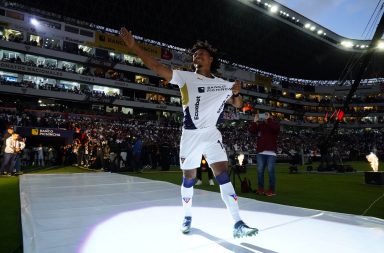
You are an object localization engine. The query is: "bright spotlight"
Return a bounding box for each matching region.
[341,41,353,48]
[310,26,316,31]
[377,41,384,49]
[270,5,278,13]
[238,154,245,166]
[304,23,311,29]
[30,18,39,26]
[317,29,323,35]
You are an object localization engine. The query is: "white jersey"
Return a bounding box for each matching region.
[170,70,233,129]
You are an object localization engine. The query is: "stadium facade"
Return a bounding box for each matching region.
[0,2,383,129]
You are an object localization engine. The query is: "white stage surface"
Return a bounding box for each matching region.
[20,173,384,253]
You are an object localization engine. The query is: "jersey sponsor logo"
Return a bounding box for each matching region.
[206,85,232,92]
[198,87,205,93]
[194,96,201,120]
[180,157,186,164]
[183,197,191,203]
[230,194,238,202]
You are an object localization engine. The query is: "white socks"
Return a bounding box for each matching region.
[181,185,193,217]
[181,181,241,223]
[219,182,241,223]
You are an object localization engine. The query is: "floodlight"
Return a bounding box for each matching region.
[341,41,353,48]
[270,5,278,13]
[317,30,323,35]
[304,23,311,29]
[30,18,39,26]
[310,26,316,31]
[377,41,384,49]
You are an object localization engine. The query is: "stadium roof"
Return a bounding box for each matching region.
[7,0,384,81]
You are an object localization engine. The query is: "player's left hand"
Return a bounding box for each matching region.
[232,80,241,95]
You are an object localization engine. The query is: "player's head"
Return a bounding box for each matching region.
[12,132,19,140]
[190,40,220,73]
[7,126,14,134]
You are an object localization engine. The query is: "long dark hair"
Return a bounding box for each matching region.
[189,40,220,73]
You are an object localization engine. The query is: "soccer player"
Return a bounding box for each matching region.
[120,27,258,238]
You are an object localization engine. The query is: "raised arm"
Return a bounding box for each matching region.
[120,27,173,81]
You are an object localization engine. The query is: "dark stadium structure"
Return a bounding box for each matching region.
[0,0,383,172]
[7,0,384,80]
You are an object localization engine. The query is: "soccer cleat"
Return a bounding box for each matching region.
[181,216,192,234]
[195,179,202,186]
[209,179,215,186]
[233,220,258,238]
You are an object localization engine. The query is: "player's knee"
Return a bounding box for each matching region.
[215,171,230,185]
[182,177,196,188]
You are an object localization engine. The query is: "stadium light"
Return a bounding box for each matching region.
[310,26,316,31]
[30,18,39,26]
[270,5,278,13]
[377,41,384,49]
[317,29,323,35]
[341,41,353,48]
[304,23,311,29]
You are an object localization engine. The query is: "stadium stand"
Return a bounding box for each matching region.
[0,1,383,173]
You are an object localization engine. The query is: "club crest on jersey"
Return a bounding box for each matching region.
[183,197,191,203]
[180,157,186,164]
[230,194,238,202]
[198,87,205,93]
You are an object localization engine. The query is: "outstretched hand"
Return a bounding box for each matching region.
[120,27,135,48]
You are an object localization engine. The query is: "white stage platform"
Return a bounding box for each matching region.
[20,173,384,253]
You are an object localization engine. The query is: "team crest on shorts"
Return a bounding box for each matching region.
[180,157,186,164]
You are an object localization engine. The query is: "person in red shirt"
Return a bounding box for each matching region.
[249,111,280,196]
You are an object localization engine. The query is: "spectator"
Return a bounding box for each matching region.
[249,111,280,196]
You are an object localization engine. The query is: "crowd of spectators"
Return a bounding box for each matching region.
[1,108,383,173]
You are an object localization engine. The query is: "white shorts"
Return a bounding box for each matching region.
[179,126,228,170]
